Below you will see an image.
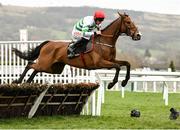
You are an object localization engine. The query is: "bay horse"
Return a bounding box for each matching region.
[12,12,141,89]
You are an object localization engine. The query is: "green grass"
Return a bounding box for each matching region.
[0,91,180,129]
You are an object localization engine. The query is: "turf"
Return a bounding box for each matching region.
[0,91,180,129]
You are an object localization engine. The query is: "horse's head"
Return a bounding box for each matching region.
[118,12,141,41]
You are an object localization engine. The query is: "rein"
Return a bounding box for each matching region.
[114,15,124,37]
[99,34,113,37]
[96,42,114,48]
[95,16,124,48]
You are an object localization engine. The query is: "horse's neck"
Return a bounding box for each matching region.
[101,18,122,43]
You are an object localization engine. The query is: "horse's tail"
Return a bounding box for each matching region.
[12,40,49,61]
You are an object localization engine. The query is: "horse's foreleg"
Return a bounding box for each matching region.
[96,60,120,89]
[107,67,120,89]
[114,60,131,87]
[26,70,38,83]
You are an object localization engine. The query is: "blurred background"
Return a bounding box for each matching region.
[0,0,180,70]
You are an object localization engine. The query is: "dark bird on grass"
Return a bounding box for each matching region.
[130,109,140,117]
[169,107,179,120]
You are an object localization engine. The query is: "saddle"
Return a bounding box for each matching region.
[67,37,94,58]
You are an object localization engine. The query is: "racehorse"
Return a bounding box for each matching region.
[12,12,141,89]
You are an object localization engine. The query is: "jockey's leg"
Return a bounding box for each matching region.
[68,37,89,59]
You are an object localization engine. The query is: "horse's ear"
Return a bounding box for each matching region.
[117,11,123,17]
[124,12,128,16]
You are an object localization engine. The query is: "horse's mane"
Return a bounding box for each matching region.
[101,17,120,31]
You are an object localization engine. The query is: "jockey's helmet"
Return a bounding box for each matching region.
[94,10,105,21]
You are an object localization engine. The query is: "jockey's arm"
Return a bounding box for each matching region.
[82,26,94,37]
[82,24,102,37]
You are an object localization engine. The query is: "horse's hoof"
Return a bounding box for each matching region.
[121,80,128,87]
[107,82,114,89]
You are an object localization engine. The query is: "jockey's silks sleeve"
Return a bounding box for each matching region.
[74,16,97,37]
[82,27,94,37]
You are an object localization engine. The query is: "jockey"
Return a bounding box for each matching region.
[68,10,105,58]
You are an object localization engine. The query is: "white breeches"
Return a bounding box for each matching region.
[72,29,91,41]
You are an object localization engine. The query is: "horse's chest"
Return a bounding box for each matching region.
[103,48,116,61]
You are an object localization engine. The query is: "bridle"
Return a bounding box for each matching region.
[100,14,131,38]
[99,16,124,38]
[96,13,137,48]
[95,15,124,48]
[115,14,136,38]
[114,15,124,38]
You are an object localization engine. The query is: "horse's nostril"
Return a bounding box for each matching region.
[137,34,141,40]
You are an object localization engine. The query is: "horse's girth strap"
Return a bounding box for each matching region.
[80,53,87,67]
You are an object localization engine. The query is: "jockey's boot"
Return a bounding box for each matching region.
[68,38,89,59]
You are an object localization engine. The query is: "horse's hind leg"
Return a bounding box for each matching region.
[26,63,65,83]
[12,62,32,84]
[26,70,38,83]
